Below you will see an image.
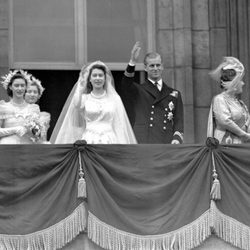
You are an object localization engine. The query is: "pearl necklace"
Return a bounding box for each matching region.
[10,99,27,107]
[90,91,106,99]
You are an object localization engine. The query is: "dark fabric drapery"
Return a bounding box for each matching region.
[0,142,249,250]
[0,144,86,249]
[210,144,250,248]
[213,144,250,225]
[82,145,210,226]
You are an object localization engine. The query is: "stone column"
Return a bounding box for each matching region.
[0,0,9,100]
[157,0,194,143]
[191,0,211,143]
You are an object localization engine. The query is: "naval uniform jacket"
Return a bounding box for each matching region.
[120,64,184,144]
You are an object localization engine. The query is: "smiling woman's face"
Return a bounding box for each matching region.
[90,68,106,90]
[25,84,40,104]
[10,78,26,99]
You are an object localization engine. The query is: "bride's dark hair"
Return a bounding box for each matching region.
[86,64,107,93]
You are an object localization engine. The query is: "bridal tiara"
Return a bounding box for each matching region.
[29,75,45,96]
[1,69,31,89]
[1,70,44,95]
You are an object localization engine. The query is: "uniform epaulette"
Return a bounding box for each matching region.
[170,90,178,98]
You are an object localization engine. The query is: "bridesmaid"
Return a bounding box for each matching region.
[25,75,51,143]
[0,70,40,144]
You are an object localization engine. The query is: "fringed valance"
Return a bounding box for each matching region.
[0,142,249,250]
[0,203,86,250]
[0,144,86,250]
[88,210,211,250]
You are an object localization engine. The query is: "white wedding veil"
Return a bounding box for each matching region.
[50,61,137,144]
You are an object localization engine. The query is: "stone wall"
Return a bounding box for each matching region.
[157,0,194,143]
[157,0,250,143]
[0,0,9,101]
[155,0,226,143]
[191,0,211,143]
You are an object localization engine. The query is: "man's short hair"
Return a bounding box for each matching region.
[144,52,162,66]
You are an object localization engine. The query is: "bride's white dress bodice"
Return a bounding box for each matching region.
[81,93,117,144]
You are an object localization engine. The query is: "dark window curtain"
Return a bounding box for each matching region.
[28,70,79,139]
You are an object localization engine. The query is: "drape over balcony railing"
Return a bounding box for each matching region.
[0,139,249,250]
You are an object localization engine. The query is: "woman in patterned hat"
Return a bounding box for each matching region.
[207,57,250,144]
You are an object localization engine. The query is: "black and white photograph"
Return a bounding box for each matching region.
[0,1,249,249]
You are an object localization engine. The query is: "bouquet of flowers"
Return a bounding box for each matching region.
[24,114,42,143]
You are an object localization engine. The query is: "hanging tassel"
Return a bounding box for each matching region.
[210,152,221,200]
[78,151,86,198]
[78,177,86,198]
[210,176,221,200]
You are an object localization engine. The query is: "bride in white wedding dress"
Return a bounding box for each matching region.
[50,61,136,144]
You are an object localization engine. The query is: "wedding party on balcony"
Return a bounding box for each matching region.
[0,1,250,250]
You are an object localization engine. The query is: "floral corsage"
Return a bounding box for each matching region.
[25,114,42,143]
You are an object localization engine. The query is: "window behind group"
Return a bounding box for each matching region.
[10,0,154,70]
[10,0,154,139]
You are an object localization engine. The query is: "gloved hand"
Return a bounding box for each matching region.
[0,126,27,137]
[15,126,27,137]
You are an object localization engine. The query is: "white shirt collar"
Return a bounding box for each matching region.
[148,78,163,91]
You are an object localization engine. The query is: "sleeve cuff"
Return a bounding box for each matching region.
[173,131,184,144]
[124,64,135,77]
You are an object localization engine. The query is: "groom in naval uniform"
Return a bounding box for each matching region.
[120,42,184,144]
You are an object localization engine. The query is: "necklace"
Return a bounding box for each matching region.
[90,91,106,99]
[10,99,27,107]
